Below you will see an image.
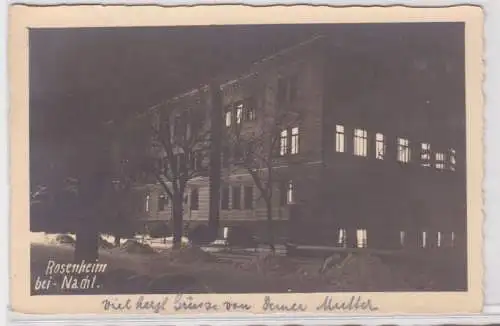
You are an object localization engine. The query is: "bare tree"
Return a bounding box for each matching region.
[225,88,302,253]
[136,92,212,249]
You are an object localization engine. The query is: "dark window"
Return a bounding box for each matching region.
[244,186,253,210]
[279,182,287,206]
[174,111,188,139]
[176,153,186,170]
[221,187,229,210]
[277,74,299,105]
[222,146,230,168]
[158,194,167,211]
[277,76,287,104]
[190,151,203,171]
[289,74,298,102]
[232,186,241,210]
[243,97,257,121]
[190,189,199,210]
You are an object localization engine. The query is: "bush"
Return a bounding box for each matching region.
[148,222,171,239]
[120,239,157,254]
[55,234,75,245]
[98,236,115,249]
[226,227,258,248]
[187,225,216,246]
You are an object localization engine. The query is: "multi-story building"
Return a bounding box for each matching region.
[130,33,466,254]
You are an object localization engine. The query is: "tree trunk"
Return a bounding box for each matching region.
[208,82,222,239]
[172,193,184,250]
[74,225,99,262]
[114,235,121,247]
[265,199,276,254]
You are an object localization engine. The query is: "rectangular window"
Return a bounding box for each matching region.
[435,152,445,170]
[286,180,294,204]
[437,231,442,248]
[243,98,256,121]
[280,129,288,156]
[397,138,410,163]
[145,194,150,212]
[289,73,298,102]
[421,143,431,167]
[232,186,241,210]
[338,228,347,248]
[244,186,253,210]
[357,229,367,248]
[400,231,406,247]
[158,194,167,211]
[291,127,299,155]
[221,147,230,168]
[235,103,243,124]
[225,107,232,127]
[421,231,427,248]
[336,125,345,153]
[375,133,385,159]
[176,153,186,170]
[277,76,287,104]
[174,111,188,139]
[221,187,229,210]
[190,189,199,210]
[354,128,368,157]
[279,182,287,206]
[449,148,456,171]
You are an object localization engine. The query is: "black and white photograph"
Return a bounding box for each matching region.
[9,4,484,315]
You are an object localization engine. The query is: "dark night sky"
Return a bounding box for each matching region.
[29,23,464,186]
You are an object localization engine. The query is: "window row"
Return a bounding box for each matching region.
[147,181,295,214]
[337,228,457,249]
[220,181,294,211]
[157,151,205,172]
[224,74,300,128]
[335,124,457,171]
[225,98,257,127]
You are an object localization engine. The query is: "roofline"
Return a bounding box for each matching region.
[104,34,325,125]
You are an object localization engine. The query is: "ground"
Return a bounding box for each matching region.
[30,233,466,295]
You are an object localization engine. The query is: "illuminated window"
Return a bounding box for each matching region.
[286,180,294,204]
[280,129,288,156]
[421,143,431,167]
[435,152,445,170]
[400,231,406,247]
[375,133,385,159]
[338,229,347,247]
[235,103,243,124]
[353,128,368,157]
[357,229,367,248]
[421,231,427,248]
[280,127,300,156]
[291,127,299,155]
[449,148,456,171]
[336,125,345,153]
[437,231,442,248]
[225,109,232,127]
[397,138,410,163]
[145,194,150,212]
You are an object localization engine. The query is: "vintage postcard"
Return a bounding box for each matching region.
[9,4,484,316]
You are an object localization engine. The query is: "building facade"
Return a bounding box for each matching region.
[130,34,466,253]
